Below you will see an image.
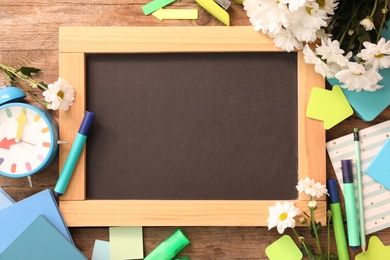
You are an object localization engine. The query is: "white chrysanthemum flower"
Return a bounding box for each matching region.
[267,201,301,234]
[286,0,309,12]
[42,77,75,111]
[336,62,383,92]
[308,200,318,210]
[244,0,290,35]
[316,29,332,43]
[290,2,328,31]
[319,0,339,15]
[357,38,390,69]
[296,177,328,198]
[271,28,303,52]
[360,17,375,31]
[315,39,350,68]
[303,45,337,77]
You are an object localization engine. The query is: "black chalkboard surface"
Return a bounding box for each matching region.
[85,52,298,200]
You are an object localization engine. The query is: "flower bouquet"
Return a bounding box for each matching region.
[267,177,335,259]
[243,0,390,92]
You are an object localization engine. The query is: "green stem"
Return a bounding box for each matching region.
[310,198,323,257]
[291,227,312,258]
[327,211,331,260]
[370,0,379,17]
[13,77,48,109]
[377,3,388,42]
[0,63,48,90]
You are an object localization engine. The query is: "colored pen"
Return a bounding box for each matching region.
[341,160,360,249]
[144,229,190,260]
[54,111,95,196]
[354,128,366,253]
[327,179,350,260]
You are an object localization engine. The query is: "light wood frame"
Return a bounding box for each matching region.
[58,26,325,227]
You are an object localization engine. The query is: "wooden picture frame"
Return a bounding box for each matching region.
[58,26,325,227]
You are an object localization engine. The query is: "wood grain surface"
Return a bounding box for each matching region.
[1,1,389,259]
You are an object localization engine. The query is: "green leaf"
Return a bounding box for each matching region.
[16,67,41,77]
[37,82,47,91]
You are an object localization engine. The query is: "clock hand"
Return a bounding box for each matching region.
[15,108,28,141]
[20,140,36,146]
[0,137,17,150]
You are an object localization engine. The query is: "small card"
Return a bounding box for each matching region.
[92,240,110,260]
[109,226,144,260]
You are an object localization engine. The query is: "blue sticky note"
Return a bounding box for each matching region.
[326,21,390,122]
[92,240,110,260]
[366,139,390,190]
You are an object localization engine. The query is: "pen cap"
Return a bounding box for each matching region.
[341,160,354,183]
[78,111,95,136]
[327,179,339,204]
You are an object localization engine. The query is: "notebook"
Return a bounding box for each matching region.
[0,187,15,210]
[0,189,73,253]
[326,120,390,234]
[0,215,87,259]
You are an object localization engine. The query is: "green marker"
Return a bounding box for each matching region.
[341,160,360,249]
[144,229,190,260]
[327,179,350,260]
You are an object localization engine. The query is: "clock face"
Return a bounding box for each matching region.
[0,104,57,177]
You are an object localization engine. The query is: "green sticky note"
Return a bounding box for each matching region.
[306,85,353,130]
[142,0,176,15]
[265,235,302,260]
[109,226,144,260]
[356,236,390,260]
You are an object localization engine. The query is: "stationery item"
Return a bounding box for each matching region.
[142,0,176,15]
[355,236,390,260]
[109,226,144,260]
[0,187,15,210]
[326,119,390,234]
[340,160,360,249]
[354,128,366,252]
[195,0,230,26]
[54,111,95,196]
[144,229,190,260]
[152,8,198,21]
[92,240,110,260]
[265,235,302,260]
[366,138,390,190]
[327,179,350,260]
[0,189,72,253]
[0,215,87,259]
[306,85,353,129]
[214,0,231,9]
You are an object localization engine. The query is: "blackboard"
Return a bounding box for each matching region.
[86,52,298,200]
[58,26,326,227]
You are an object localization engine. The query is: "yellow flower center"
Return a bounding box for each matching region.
[306,7,313,15]
[57,90,65,100]
[375,53,385,58]
[317,0,325,7]
[279,212,288,221]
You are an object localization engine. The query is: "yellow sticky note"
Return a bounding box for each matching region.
[152,8,198,20]
[195,0,230,26]
[265,235,302,260]
[109,226,143,260]
[306,85,353,130]
[355,236,390,260]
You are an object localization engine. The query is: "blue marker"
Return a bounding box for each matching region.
[54,111,95,196]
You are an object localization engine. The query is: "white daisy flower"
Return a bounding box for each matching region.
[42,77,75,111]
[303,45,337,78]
[290,2,328,31]
[336,62,383,92]
[360,17,375,31]
[244,0,290,35]
[286,0,309,12]
[296,177,328,198]
[319,0,339,15]
[267,201,301,234]
[315,39,350,68]
[357,38,390,69]
[271,28,303,52]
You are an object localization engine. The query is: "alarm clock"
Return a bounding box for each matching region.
[0,85,59,178]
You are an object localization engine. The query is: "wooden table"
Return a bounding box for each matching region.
[1,1,389,259]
